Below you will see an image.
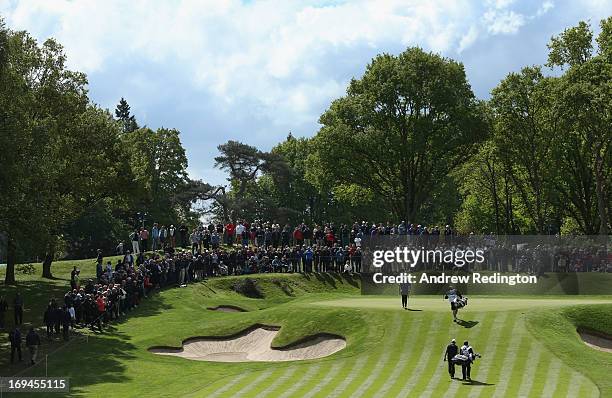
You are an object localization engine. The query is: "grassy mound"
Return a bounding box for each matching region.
[206,273,360,300]
[527,304,612,396]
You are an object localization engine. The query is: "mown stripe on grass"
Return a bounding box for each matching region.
[516,343,543,397]
[377,313,434,397]
[438,311,498,398]
[548,364,571,397]
[397,314,444,397]
[540,360,562,398]
[565,371,582,398]
[368,313,423,397]
[491,319,531,397]
[526,347,551,398]
[259,366,298,397]
[349,313,403,398]
[302,362,343,398]
[408,314,466,398]
[233,369,276,397]
[326,352,370,397]
[275,364,320,398]
[499,332,534,397]
[204,372,249,398]
[467,312,515,398]
[577,377,599,398]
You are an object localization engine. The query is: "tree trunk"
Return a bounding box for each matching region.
[486,159,501,235]
[594,152,610,235]
[42,251,54,279]
[4,236,16,285]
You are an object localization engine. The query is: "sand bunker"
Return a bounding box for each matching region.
[207,305,247,312]
[578,328,612,353]
[149,325,346,362]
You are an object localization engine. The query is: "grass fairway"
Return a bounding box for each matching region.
[2,263,611,397]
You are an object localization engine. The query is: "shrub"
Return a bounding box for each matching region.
[231,278,263,298]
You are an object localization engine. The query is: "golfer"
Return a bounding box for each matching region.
[444,286,463,322]
[443,338,458,379]
[399,280,411,309]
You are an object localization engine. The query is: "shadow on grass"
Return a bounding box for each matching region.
[304,272,359,289]
[456,319,479,328]
[461,379,494,386]
[44,331,138,397]
[0,279,174,384]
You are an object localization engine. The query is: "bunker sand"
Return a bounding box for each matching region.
[149,326,346,362]
[578,329,612,353]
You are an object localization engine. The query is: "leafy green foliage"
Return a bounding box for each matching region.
[0,20,203,283]
[311,48,487,222]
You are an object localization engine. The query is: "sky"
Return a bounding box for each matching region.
[1,0,610,186]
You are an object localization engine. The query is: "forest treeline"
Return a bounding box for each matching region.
[213,18,611,237]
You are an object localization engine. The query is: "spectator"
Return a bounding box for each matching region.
[0,295,8,329]
[179,224,188,248]
[14,292,23,325]
[151,223,160,251]
[70,266,80,291]
[62,306,71,341]
[43,304,55,338]
[140,226,149,252]
[168,225,176,248]
[130,229,140,254]
[25,327,41,365]
[9,326,22,363]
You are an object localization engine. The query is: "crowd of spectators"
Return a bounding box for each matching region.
[2,219,609,367]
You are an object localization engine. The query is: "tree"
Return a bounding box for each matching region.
[312,47,487,221]
[547,18,612,234]
[489,67,558,233]
[214,140,288,220]
[115,97,139,133]
[0,21,143,281]
[122,127,194,225]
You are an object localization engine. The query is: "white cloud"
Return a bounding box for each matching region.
[458,26,479,53]
[483,9,526,34]
[537,1,555,16]
[0,0,495,123]
[487,0,516,9]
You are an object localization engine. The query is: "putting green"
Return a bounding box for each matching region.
[310,296,612,312]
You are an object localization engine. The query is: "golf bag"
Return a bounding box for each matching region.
[451,354,471,365]
[452,296,468,310]
[451,352,481,365]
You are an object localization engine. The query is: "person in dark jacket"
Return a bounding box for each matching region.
[53,305,63,335]
[43,304,55,338]
[62,306,72,341]
[0,295,8,329]
[9,326,22,363]
[14,292,24,325]
[443,339,459,379]
[25,327,41,365]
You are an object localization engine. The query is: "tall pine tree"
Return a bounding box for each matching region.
[115,97,139,133]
